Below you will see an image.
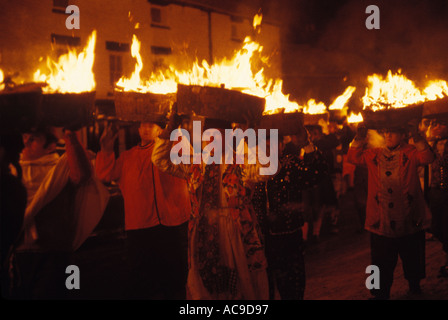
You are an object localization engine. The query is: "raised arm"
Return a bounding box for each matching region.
[409,121,436,166]
[347,125,368,166]
[64,130,93,185]
[151,104,191,179]
[95,123,122,183]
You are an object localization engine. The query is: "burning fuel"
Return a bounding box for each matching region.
[363,69,448,111]
[33,30,97,93]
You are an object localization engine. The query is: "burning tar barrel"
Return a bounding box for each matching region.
[258,111,304,137]
[1,84,96,131]
[114,90,175,123]
[40,91,96,128]
[176,84,265,125]
[361,104,423,130]
[422,96,448,119]
[303,112,329,126]
[0,90,42,132]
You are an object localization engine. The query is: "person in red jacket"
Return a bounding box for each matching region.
[96,120,191,299]
[347,123,435,300]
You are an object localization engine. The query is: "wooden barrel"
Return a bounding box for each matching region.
[41,91,96,128]
[422,97,448,119]
[361,104,423,129]
[258,112,304,136]
[329,109,347,123]
[0,90,43,132]
[303,112,329,126]
[176,84,265,124]
[114,91,174,123]
[1,85,96,130]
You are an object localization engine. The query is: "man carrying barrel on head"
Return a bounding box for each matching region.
[347,120,435,300]
[95,119,191,300]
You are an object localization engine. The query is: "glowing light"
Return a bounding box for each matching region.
[347,112,363,123]
[363,70,448,111]
[33,30,97,93]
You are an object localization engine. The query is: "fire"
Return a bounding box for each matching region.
[362,70,448,111]
[423,80,448,101]
[302,99,327,115]
[0,69,4,91]
[116,14,360,119]
[33,30,97,93]
[329,86,356,110]
[347,112,363,124]
[116,14,306,114]
[253,13,263,30]
[115,35,178,94]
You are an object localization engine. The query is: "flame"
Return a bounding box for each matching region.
[116,14,306,113]
[115,14,358,119]
[0,69,4,91]
[347,112,363,124]
[116,35,178,94]
[423,80,448,101]
[362,70,448,111]
[253,13,263,30]
[33,30,97,93]
[302,99,327,115]
[329,86,356,110]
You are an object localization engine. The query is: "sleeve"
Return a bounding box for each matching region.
[303,143,330,185]
[242,163,275,184]
[151,137,191,180]
[347,140,368,166]
[95,150,123,183]
[412,138,436,166]
[64,131,93,185]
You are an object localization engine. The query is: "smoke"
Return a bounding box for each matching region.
[318,0,448,102]
[281,0,448,110]
[366,129,385,148]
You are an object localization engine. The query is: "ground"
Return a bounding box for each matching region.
[51,189,448,300]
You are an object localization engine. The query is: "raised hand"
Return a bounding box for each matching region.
[100,122,119,153]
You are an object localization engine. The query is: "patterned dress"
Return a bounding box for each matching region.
[152,138,270,300]
[251,143,327,300]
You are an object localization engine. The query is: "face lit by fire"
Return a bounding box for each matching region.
[382,130,405,149]
[22,133,56,161]
[428,119,448,140]
[139,122,162,145]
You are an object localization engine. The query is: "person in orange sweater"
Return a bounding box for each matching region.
[347,123,435,300]
[95,120,191,299]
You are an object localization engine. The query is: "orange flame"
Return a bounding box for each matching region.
[116,14,358,119]
[0,69,4,91]
[363,70,448,111]
[116,14,306,114]
[329,86,356,110]
[347,112,363,124]
[33,30,97,93]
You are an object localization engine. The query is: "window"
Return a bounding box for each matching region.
[106,41,130,53]
[150,5,170,29]
[52,0,69,14]
[151,8,162,24]
[109,55,123,88]
[51,34,81,47]
[231,23,244,42]
[106,41,129,89]
[151,46,172,55]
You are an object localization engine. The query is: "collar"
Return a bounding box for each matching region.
[138,141,155,149]
[19,152,60,166]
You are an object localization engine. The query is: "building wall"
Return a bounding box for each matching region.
[0,0,281,100]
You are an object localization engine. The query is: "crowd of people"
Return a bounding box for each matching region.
[1,104,447,300]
